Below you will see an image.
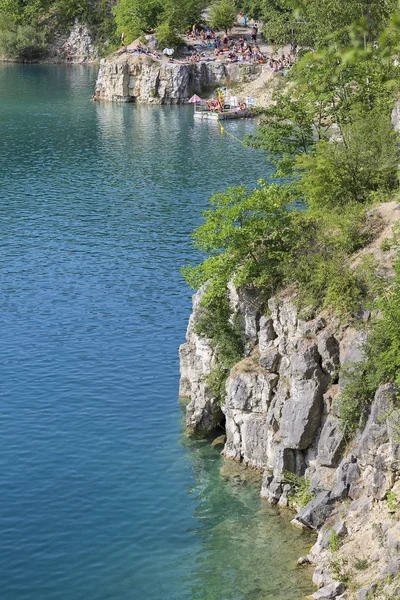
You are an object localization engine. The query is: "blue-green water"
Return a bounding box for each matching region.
[0,64,314,600]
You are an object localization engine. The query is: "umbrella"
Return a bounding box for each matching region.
[188,94,203,103]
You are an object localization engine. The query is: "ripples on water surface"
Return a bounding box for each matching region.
[0,64,314,600]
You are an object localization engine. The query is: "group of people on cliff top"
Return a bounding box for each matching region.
[166,30,295,70]
[116,39,161,59]
[115,22,296,72]
[180,26,295,69]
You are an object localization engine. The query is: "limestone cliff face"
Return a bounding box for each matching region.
[47,21,98,63]
[95,54,263,103]
[179,287,221,432]
[181,289,356,485]
[65,23,98,62]
[179,283,400,599]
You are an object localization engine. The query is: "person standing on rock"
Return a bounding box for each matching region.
[251,24,258,43]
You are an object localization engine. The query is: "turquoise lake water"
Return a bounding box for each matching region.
[0,63,314,600]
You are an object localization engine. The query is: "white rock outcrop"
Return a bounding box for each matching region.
[95,54,263,103]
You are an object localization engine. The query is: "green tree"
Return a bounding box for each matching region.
[0,16,48,58]
[182,181,296,399]
[165,0,208,31]
[246,91,318,177]
[209,0,237,32]
[183,182,295,295]
[238,0,397,47]
[113,0,164,42]
[113,0,207,45]
[247,18,400,178]
[296,111,398,210]
[154,20,181,50]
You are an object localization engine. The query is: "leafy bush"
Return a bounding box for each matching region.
[204,364,232,403]
[113,0,207,45]
[53,0,89,26]
[154,21,182,51]
[387,490,398,511]
[353,558,369,570]
[282,471,314,508]
[182,182,298,399]
[329,530,340,553]
[329,557,352,587]
[194,281,244,402]
[282,205,379,318]
[182,182,296,296]
[296,111,398,210]
[209,0,237,33]
[0,18,48,59]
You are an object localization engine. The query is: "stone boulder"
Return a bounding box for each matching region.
[317,333,340,376]
[313,582,345,599]
[295,483,347,530]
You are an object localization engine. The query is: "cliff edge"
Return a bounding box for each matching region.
[180,201,400,599]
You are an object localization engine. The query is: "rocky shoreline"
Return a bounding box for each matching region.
[179,202,400,600]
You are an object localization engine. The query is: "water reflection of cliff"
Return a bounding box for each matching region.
[181,433,314,600]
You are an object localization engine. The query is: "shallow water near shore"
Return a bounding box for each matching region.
[0,63,314,600]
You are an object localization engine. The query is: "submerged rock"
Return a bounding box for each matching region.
[211,434,226,447]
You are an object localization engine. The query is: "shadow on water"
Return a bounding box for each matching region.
[180,422,315,600]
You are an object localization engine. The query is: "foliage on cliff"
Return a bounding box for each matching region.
[183,1,400,403]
